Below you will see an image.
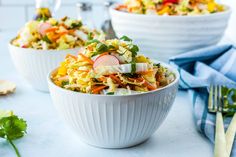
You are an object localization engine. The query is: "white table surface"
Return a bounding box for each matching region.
[0,31,212,157]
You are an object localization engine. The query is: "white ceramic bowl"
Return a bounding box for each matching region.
[48,62,179,148]
[8,43,80,92]
[110,4,231,62]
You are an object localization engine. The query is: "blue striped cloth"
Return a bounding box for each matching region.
[169,45,236,155]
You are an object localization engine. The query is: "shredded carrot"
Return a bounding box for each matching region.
[109,74,123,85]
[92,85,107,94]
[116,4,127,10]
[45,27,58,33]
[99,77,107,82]
[143,80,157,91]
[78,53,94,64]
[68,29,75,34]
[128,77,156,90]
[58,23,68,28]
[50,32,67,41]
[99,52,109,57]
[66,54,77,60]
[78,70,89,73]
[128,77,143,82]
[138,70,154,75]
[58,31,68,36]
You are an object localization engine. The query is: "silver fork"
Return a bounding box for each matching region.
[208,85,228,157]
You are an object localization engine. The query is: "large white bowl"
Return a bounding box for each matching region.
[8,43,80,92]
[110,4,231,62]
[48,62,179,148]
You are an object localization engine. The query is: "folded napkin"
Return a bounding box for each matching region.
[169,45,236,155]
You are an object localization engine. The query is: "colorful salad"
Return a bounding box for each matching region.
[116,0,225,15]
[52,36,175,95]
[12,17,104,50]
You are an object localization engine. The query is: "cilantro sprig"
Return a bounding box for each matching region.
[0,113,27,157]
[220,87,236,117]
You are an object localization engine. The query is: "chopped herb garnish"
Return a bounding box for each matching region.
[70,22,82,29]
[106,92,114,95]
[96,43,108,52]
[85,39,100,46]
[91,51,101,57]
[120,35,132,42]
[87,32,93,40]
[128,44,139,57]
[61,16,68,21]
[123,73,140,78]
[42,35,52,44]
[153,63,161,67]
[61,81,69,87]
[92,78,100,83]
[108,45,116,50]
[36,16,48,22]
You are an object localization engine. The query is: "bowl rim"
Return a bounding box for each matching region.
[8,39,82,53]
[109,3,231,19]
[47,61,180,97]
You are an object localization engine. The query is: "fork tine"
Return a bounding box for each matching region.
[214,85,218,111]
[208,85,214,112]
[218,85,223,112]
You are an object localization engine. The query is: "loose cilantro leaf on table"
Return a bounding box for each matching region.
[0,114,27,157]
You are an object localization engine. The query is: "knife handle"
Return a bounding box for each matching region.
[214,112,228,157]
[226,113,236,156]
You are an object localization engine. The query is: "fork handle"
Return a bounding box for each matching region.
[226,113,236,156]
[214,112,228,157]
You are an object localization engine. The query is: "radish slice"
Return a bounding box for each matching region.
[38,22,52,36]
[94,63,151,75]
[93,55,119,69]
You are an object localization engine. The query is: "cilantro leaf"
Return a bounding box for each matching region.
[87,32,93,40]
[0,115,27,157]
[42,35,52,44]
[128,44,139,57]
[120,35,132,42]
[62,81,69,87]
[70,21,82,29]
[96,43,108,53]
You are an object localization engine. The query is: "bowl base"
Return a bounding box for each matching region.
[80,137,150,149]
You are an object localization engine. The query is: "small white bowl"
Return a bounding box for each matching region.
[8,43,80,92]
[48,62,179,148]
[110,4,231,62]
